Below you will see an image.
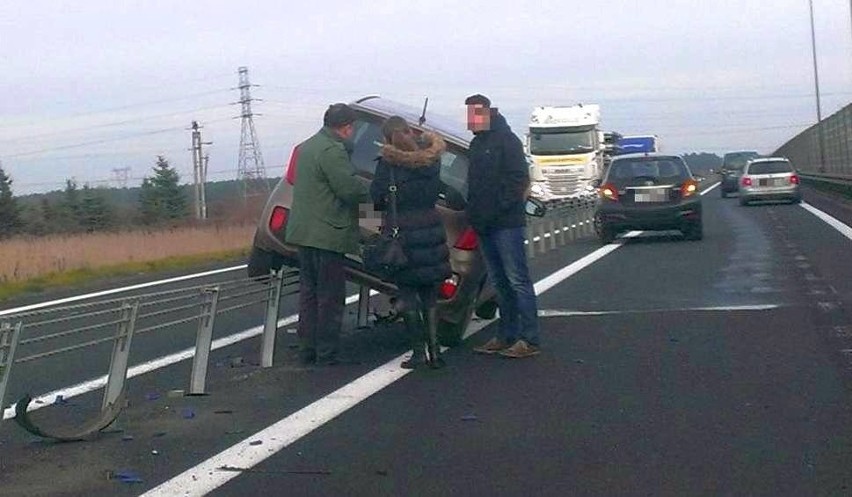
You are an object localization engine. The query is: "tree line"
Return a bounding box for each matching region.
[0,156,216,239]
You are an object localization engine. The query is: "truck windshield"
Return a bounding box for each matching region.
[529,126,595,155]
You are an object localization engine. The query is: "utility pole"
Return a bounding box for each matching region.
[234,66,270,204]
[190,121,212,220]
[808,0,827,172]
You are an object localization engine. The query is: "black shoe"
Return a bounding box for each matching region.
[401,346,427,369]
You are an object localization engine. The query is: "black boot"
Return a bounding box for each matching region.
[400,311,427,369]
[424,307,445,369]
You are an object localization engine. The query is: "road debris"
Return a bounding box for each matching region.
[217,465,332,475]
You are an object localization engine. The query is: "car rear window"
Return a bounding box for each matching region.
[348,114,470,201]
[747,161,793,175]
[607,157,690,185]
[723,152,759,171]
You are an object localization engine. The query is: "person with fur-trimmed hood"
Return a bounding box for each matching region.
[370,116,452,369]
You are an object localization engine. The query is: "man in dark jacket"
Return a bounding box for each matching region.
[465,94,540,358]
[286,103,371,365]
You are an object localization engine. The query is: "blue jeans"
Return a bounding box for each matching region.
[477,226,540,346]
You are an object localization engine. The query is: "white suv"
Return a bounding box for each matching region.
[738,157,802,206]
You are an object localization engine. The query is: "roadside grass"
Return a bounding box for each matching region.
[0,224,255,302]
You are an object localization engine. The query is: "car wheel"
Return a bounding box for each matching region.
[597,224,616,244]
[739,197,749,206]
[247,245,286,278]
[720,189,727,198]
[792,196,802,204]
[437,305,474,347]
[683,221,703,241]
[475,299,498,320]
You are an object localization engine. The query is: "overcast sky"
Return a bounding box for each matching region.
[2,0,851,194]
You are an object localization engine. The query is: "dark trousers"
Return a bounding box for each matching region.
[298,246,346,361]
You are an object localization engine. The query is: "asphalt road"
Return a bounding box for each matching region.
[2,183,852,497]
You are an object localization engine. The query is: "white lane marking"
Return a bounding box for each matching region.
[538,304,780,317]
[142,234,629,497]
[800,202,852,242]
[1,290,379,421]
[0,265,249,318]
[703,181,720,194]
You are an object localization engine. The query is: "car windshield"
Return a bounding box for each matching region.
[529,126,596,155]
[723,152,759,171]
[607,157,690,186]
[747,161,793,175]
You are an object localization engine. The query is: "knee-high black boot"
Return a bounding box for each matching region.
[424,307,445,369]
[400,310,427,369]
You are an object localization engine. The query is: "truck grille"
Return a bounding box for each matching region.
[541,168,585,197]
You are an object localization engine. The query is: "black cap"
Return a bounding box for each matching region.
[464,94,491,107]
[323,103,357,128]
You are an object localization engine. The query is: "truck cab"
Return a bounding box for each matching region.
[525,104,604,201]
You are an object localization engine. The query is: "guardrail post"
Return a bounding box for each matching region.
[525,225,534,259]
[559,207,568,246]
[189,286,220,392]
[548,218,557,251]
[536,221,547,255]
[260,269,284,368]
[357,285,371,328]
[0,321,22,412]
[102,300,139,411]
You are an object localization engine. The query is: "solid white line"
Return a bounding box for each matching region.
[799,202,852,242]
[538,304,780,317]
[0,264,249,318]
[141,233,630,497]
[1,290,378,421]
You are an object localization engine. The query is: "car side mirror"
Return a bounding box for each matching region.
[524,197,547,217]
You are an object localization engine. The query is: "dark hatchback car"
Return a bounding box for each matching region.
[593,153,703,243]
[720,151,760,197]
[247,96,544,346]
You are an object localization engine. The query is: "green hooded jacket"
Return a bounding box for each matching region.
[285,126,370,254]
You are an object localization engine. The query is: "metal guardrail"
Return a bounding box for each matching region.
[798,172,852,188]
[0,199,599,439]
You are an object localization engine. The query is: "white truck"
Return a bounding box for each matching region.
[525,104,605,201]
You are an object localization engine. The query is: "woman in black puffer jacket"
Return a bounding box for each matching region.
[370,116,452,369]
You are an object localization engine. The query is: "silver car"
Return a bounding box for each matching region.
[738,157,802,206]
[247,96,519,346]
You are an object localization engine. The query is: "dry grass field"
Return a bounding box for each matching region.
[0,223,256,285]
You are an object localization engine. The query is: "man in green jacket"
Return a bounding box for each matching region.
[286,103,371,365]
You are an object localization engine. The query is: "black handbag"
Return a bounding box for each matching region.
[363,167,408,278]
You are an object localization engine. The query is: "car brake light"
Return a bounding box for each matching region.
[599,183,618,201]
[439,277,459,300]
[269,206,289,231]
[741,176,753,187]
[681,179,699,197]
[789,174,800,185]
[454,227,478,250]
[285,146,300,185]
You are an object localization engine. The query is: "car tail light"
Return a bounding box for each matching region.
[439,276,459,300]
[789,174,800,185]
[681,179,699,197]
[599,183,619,202]
[741,176,753,187]
[269,206,289,232]
[454,227,478,250]
[285,146,300,185]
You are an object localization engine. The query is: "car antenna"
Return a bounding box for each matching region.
[418,97,429,126]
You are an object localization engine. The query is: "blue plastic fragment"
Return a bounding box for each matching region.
[181,408,195,419]
[114,470,143,484]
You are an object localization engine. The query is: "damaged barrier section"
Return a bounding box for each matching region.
[0,269,298,441]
